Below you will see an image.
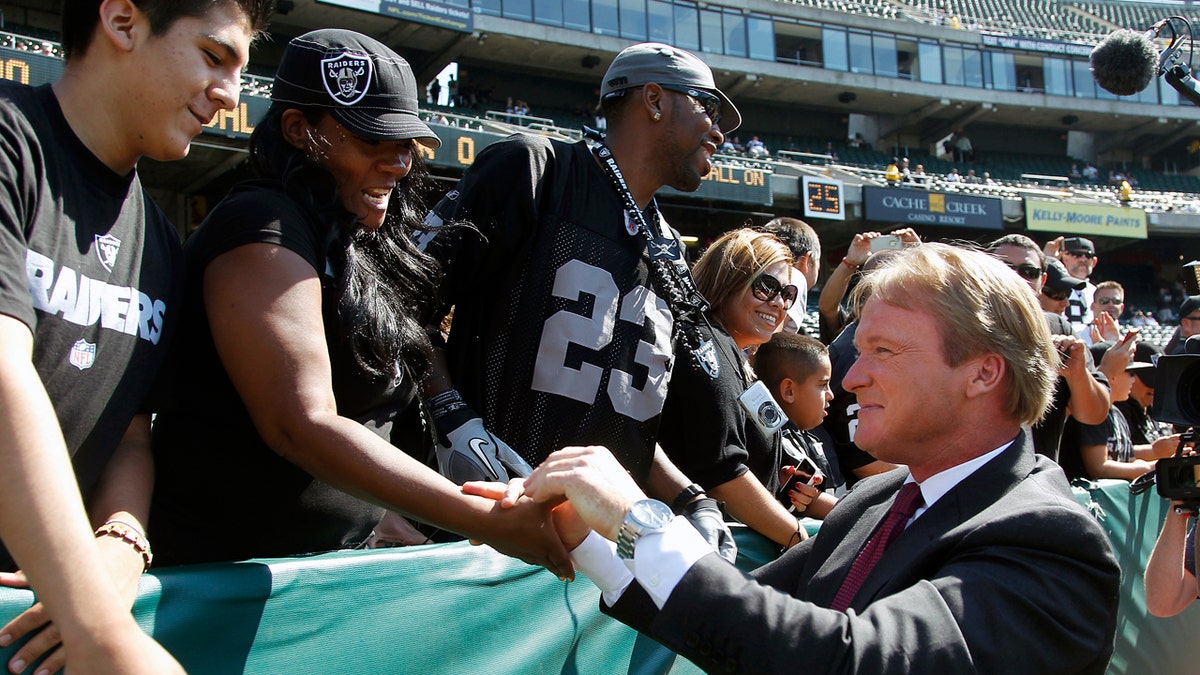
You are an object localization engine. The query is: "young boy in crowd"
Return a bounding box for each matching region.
[753,332,846,519]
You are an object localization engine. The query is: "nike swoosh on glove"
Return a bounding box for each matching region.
[435,417,534,484]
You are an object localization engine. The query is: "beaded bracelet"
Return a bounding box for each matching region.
[94,519,153,572]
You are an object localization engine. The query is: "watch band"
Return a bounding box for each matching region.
[672,483,706,514]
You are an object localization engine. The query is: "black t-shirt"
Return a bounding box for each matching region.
[1060,407,1133,481]
[0,83,181,570]
[419,135,675,484]
[658,321,778,492]
[1116,399,1172,446]
[1032,311,1107,461]
[150,181,415,565]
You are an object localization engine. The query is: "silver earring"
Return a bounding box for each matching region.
[652,112,661,121]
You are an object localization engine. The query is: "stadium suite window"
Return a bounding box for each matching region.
[674,3,699,51]
[748,16,773,61]
[593,0,618,36]
[648,0,672,43]
[534,0,563,26]
[822,27,847,72]
[502,0,532,20]
[564,0,589,30]
[700,8,722,54]
[918,41,941,84]
[723,10,746,58]
[620,0,647,40]
[849,31,872,74]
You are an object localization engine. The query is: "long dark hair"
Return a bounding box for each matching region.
[249,103,439,380]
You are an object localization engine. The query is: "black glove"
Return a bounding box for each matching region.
[428,390,533,484]
[681,497,737,563]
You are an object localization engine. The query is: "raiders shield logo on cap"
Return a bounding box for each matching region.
[321,52,372,106]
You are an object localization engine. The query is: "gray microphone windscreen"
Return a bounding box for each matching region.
[1090,29,1159,96]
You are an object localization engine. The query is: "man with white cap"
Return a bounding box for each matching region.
[418,43,741,558]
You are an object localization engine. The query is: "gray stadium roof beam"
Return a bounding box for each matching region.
[721,73,761,101]
[922,104,993,147]
[1094,118,1167,156]
[413,31,475,90]
[880,98,949,137]
[1139,121,1200,159]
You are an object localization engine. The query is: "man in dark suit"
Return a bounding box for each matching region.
[502,243,1120,673]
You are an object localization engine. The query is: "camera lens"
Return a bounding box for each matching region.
[1177,361,1200,423]
[758,402,782,427]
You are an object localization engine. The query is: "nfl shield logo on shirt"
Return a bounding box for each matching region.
[69,339,96,371]
[322,52,371,106]
[95,233,121,273]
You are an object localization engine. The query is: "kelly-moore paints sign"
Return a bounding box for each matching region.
[1024,199,1148,239]
[863,186,1003,229]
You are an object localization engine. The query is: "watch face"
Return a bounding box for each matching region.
[631,499,674,529]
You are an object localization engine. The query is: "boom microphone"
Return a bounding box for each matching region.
[1090,29,1160,96]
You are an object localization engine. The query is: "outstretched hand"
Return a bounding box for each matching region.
[523,446,647,543]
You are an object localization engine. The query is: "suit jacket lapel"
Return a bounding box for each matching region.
[846,434,1035,611]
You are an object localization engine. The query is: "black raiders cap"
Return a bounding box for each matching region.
[271,29,440,148]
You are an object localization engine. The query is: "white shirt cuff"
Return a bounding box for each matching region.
[630,517,712,609]
[569,530,634,606]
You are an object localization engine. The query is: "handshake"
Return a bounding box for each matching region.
[461,445,737,563]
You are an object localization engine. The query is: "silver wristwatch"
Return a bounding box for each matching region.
[616,499,674,560]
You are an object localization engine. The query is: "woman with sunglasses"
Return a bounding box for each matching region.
[146,31,567,575]
[656,229,808,548]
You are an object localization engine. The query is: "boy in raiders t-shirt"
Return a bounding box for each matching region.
[0,2,270,673]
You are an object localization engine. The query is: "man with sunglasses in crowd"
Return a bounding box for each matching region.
[1075,281,1127,346]
[416,43,742,560]
[1048,235,1100,333]
[988,235,1110,460]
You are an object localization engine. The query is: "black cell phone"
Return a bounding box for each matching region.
[781,455,822,495]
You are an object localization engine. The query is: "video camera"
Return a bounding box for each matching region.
[1151,261,1200,503]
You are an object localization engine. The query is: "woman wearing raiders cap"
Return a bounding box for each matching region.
[147,29,570,575]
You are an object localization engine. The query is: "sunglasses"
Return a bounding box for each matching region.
[1064,250,1096,259]
[1096,296,1124,306]
[1005,262,1042,281]
[657,84,723,126]
[751,273,799,309]
[1042,287,1071,302]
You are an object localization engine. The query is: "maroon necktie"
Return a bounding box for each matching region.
[830,481,924,612]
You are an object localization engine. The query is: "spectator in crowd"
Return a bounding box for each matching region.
[1070,163,1082,179]
[0,1,274,673]
[752,217,820,335]
[1116,342,1177,447]
[500,243,1120,674]
[988,235,1111,461]
[899,157,911,182]
[911,163,929,185]
[429,77,441,106]
[416,42,744,559]
[952,127,973,163]
[446,73,458,106]
[747,135,769,158]
[1077,280,1126,346]
[884,158,902,186]
[1083,162,1100,181]
[965,169,981,184]
[1038,258,1082,315]
[146,30,569,576]
[1119,179,1133,204]
[818,229,919,345]
[1046,235,1099,332]
[945,167,961,182]
[753,332,844,520]
[983,171,997,185]
[823,141,838,162]
[1059,343,1178,481]
[1164,295,1200,355]
[848,132,865,148]
[657,230,807,548]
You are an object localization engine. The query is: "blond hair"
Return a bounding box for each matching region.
[850,243,1056,426]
